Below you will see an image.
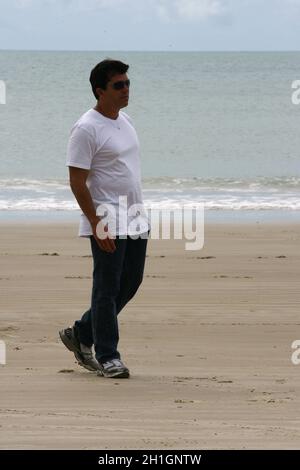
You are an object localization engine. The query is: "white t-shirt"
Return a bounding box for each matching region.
[66,108,150,237]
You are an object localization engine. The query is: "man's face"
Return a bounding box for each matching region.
[97,73,130,110]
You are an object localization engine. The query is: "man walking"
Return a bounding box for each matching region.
[59,59,149,379]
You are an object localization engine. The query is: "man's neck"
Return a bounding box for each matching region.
[94,103,119,120]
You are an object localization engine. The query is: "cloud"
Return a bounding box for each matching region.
[13,0,35,6]
[12,0,127,8]
[175,0,223,20]
[156,0,224,22]
[12,0,299,25]
[283,0,300,4]
[11,0,225,20]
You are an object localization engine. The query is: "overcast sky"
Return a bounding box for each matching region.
[1,0,300,51]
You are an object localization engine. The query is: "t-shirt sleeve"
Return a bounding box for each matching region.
[66,126,96,170]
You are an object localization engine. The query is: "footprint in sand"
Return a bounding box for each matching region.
[64,276,91,279]
[145,275,166,278]
[39,252,60,256]
[234,276,253,279]
[175,399,195,404]
[213,275,253,279]
[0,326,19,333]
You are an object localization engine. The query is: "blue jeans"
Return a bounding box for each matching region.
[75,232,148,363]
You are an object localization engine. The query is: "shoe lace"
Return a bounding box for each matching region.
[112,359,123,367]
[102,359,123,369]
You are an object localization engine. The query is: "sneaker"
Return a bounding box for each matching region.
[97,358,130,378]
[59,326,100,372]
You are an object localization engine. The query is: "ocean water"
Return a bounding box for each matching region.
[0,51,299,221]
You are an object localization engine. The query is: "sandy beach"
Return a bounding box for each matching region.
[0,221,300,449]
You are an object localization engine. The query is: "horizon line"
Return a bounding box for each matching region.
[1,49,300,53]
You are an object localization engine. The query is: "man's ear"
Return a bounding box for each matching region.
[96,87,104,99]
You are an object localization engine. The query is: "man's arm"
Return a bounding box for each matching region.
[68,166,115,253]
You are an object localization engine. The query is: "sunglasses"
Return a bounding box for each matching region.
[111,79,130,90]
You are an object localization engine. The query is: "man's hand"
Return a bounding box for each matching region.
[68,167,116,254]
[91,216,116,253]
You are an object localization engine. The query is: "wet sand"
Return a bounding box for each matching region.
[0,222,300,449]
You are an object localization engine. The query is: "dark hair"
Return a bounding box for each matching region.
[89,59,129,99]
